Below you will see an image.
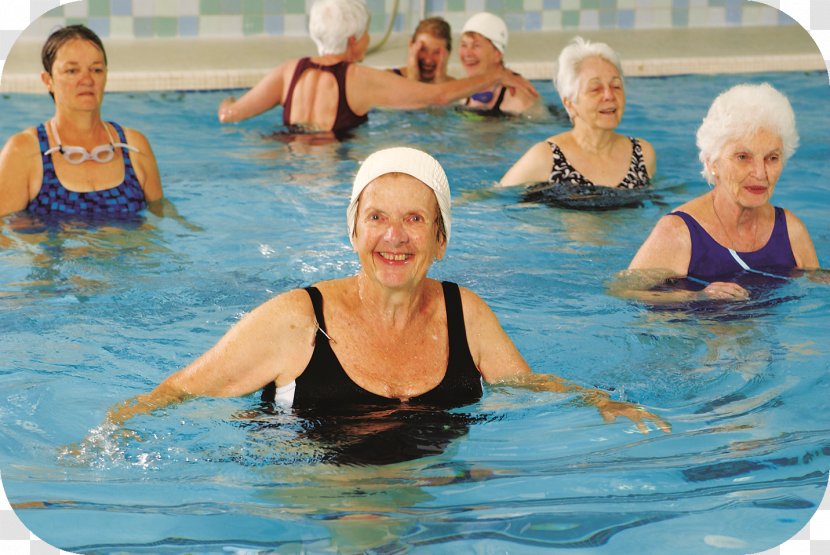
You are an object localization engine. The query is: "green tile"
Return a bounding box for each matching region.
[88,0,110,17]
[505,0,523,12]
[286,0,305,14]
[561,10,579,28]
[581,0,599,9]
[447,0,465,12]
[200,0,223,15]
[155,17,178,37]
[244,14,264,34]
[243,0,265,14]
[66,17,88,27]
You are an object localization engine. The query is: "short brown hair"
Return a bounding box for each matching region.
[411,17,452,52]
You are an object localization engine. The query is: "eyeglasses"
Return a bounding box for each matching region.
[44,118,139,165]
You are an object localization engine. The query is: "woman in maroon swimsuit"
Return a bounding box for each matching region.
[217,0,536,135]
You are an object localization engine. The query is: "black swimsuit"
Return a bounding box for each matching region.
[547,137,651,189]
[261,281,483,409]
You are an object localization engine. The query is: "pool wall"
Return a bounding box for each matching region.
[15,0,797,40]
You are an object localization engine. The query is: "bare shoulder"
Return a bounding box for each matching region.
[2,128,39,154]
[458,285,493,321]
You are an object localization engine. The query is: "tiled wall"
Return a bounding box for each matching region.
[24,0,793,39]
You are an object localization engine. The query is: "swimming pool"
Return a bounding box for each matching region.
[1,71,828,554]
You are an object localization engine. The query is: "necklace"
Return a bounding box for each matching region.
[711,194,759,252]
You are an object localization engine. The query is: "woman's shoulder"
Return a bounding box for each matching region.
[1,127,40,157]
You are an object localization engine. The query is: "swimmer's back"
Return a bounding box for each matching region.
[282,58,368,133]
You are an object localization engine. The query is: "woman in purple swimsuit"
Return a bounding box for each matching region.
[100,147,668,436]
[500,37,656,188]
[217,0,536,135]
[623,83,819,301]
[0,25,163,218]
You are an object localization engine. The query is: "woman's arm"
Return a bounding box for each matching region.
[460,287,670,433]
[218,62,290,123]
[107,289,317,426]
[499,141,552,187]
[784,208,819,269]
[350,64,537,113]
[124,127,163,202]
[0,131,39,217]
[639,137,657,178]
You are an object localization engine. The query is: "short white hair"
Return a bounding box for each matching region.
[696,82,799,184]
[309,0,369,56]
[553,36,623,107]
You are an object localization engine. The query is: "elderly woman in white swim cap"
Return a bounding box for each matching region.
[102,147,668,434]
[218,0,536,134]
[620,83,819,302]
[458,12,541,116]
[500,36,656,188]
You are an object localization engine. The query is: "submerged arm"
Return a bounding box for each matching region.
[460,287,670,433]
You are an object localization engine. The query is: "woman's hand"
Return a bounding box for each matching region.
[496,68,539,99]
[217,96,237,123]
[586,391,672,434]
[702,281,750,301]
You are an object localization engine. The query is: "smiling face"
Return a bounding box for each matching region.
[353,173,446,291]
[413,32,449,81]
[41,38,107,112]
[459,32,502,76]
[710,127,784,209]
[565,56,624,129]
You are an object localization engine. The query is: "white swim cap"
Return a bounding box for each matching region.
[347,147,451,245]
[462,12,508,54]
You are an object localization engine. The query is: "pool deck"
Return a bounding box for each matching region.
[1,25,825,92]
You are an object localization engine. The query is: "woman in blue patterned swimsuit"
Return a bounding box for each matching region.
[622,83,819,302]
[500,37,656,189]
[0,25,163,218]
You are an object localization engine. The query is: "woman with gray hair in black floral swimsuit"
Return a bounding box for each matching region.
[499,37,655,205]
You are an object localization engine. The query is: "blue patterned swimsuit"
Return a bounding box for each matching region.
[27,122,147,217]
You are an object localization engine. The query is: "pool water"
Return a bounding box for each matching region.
[1,72,829,554]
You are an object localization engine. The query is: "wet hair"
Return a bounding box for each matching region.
[309,0,370,56]
[41,24,107,101]
[696,82,798,184]
[554,36,623,108]
[411,17,452,52]
[42,24,107,75]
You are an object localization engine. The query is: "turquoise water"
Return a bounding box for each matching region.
[0,72,829,554]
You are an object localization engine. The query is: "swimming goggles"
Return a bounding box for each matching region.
[44,119,139,164]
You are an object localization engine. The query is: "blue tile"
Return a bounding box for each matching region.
[86,17,110,37]
[599,8,616,28]
[725,0,741,25]
[524,11,541,31]
[179,16,200,36]
[672,0,688,9]
[264,14,284,34]
[426,0,444,11]
[543,0,560,9]
[617,9,634,29]
[111,0,132,16]
[672,7,689,27]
